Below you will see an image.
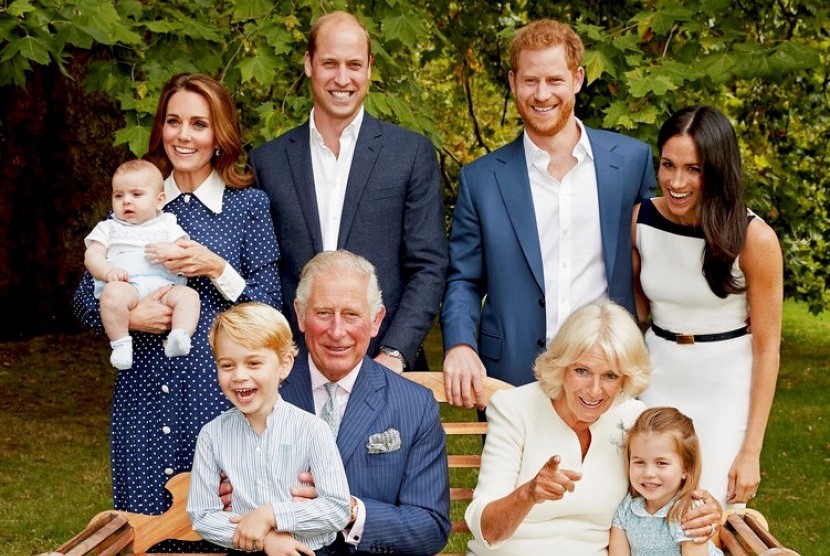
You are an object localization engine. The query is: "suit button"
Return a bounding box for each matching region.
[537,339,545,348]
[538,298,545,307]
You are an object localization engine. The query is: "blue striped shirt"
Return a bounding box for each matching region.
[187,396,351,549]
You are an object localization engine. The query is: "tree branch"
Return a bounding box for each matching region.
[464,70,490,153]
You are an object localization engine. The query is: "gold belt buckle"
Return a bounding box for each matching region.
[675,334,695,345]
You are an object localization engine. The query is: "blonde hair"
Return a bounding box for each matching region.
[295,250,383,319]
[509,19,584,73]
[533,301,650,400]
[624,407,702,523]
[113,159,164,193]
[209,302,298,360]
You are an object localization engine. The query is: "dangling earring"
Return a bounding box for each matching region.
[214,147,221,157]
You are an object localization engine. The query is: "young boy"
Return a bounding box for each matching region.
[84,159,200,370]
[188,302,351,555]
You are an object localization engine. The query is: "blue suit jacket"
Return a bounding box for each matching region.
[441,128,656,386]
[248,114,448,366]
[280,355,451,555]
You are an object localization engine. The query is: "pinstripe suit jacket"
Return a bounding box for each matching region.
[280,354,451,555]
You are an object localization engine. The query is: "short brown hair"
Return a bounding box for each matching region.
[145,73,252,189]
[509,19,584,73]
[307,11,372,60]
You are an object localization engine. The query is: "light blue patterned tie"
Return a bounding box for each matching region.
[320,382,340,438]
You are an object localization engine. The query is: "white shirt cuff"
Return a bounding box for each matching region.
[343,496,366,546]
[210,263,245,302]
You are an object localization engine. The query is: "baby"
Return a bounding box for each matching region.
[84,159,200,370]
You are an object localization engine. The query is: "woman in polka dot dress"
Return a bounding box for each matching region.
[74,73,282,514]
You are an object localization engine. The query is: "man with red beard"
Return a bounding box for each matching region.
[441,19,656,407]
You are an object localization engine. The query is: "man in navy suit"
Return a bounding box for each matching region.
[249,10,447,373]
[441,19,656,407]
[281,250,450,554]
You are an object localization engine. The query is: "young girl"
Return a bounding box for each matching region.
[609,407,723,556]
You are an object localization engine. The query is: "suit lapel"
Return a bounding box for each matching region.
[280,354,315,414]
[337,357,386,465]
[587,127,624,283]
[495,135,545,292]
[286,123,324,252]
[337,114,382,248]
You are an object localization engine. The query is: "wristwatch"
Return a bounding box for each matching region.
[379,345,407,370]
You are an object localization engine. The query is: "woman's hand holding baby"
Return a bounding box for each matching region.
[146,240,225,279]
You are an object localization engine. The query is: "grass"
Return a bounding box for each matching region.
[1,301,827,555]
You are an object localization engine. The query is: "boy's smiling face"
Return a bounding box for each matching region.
[214,331,294,433]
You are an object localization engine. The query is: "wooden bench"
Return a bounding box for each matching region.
[403,371,513,556]
[43,472,220,556]
[718,508,801,555]
[43,373,800,556]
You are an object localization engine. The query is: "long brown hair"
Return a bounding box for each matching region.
[624,407,702,524]
[145,73,252,189]
[658,106,747,297]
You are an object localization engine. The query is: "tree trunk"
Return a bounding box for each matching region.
[0,49,130,340]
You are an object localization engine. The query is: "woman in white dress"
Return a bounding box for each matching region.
[632,105,783,508]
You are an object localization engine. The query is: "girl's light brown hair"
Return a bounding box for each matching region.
[145,73,253,189]
[624,407,702,523]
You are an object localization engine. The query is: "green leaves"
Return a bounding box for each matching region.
[0,0,827,311]
[114,123,151,158]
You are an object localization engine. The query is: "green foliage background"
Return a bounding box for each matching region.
[1,0,828,312]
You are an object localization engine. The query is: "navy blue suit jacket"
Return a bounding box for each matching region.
[441,129,656,386]
[280,355,451,555]
[249,114,448,366]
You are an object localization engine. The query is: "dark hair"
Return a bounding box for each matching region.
[145,73,252,189]
[658,106,747,297]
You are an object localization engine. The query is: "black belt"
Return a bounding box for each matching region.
[651,323,749,344]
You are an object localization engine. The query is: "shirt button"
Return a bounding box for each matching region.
[162,426,171,434]
[161,385,170,394]
[538,298,546,307]
[164,467,174,476]
[536,339,545,348]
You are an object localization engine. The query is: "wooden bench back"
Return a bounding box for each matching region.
[403,371,513,556]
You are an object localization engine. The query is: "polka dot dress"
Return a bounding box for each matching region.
[74,185,281,514]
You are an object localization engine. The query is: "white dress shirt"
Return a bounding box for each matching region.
[309,107,364,251]
[523,119,608,344]
[163,170,246,301]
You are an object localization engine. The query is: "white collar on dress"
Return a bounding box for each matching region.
[629,494,676,518]
[164,170,225,214]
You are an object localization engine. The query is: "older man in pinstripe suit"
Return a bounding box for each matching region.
[280,251,450,555]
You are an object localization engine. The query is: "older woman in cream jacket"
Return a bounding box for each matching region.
[465,302,721,556]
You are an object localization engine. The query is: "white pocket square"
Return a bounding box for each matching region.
[367,428,401,454]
